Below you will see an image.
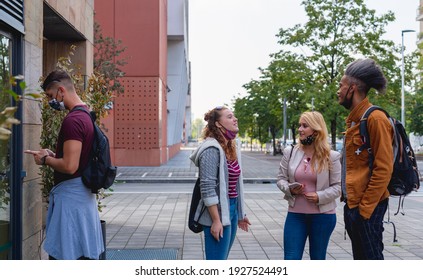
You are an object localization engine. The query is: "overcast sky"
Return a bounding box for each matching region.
[188,0,420,120]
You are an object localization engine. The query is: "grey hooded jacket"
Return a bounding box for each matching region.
[189,138,246,226]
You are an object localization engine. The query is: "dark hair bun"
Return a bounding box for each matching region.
[204,112,210,122]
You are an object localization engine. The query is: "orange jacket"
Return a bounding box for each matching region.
[343,98,393,219]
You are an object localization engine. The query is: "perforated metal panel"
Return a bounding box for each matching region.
[106,249,178,260]
[115,77,160,150]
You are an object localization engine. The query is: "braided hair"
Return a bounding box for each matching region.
[345,58,387,95]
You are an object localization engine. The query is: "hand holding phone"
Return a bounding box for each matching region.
[288,182,302,189]
[24,150,38,155]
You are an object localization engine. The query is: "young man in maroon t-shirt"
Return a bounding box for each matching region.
[25,70,104,260]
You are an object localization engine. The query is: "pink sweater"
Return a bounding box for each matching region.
[289,155,335,214]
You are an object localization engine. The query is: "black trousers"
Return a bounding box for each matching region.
[49,255,92,260]
[344,199,388,260]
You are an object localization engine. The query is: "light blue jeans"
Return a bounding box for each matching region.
[283,212,336,260]
[203,198,238,260]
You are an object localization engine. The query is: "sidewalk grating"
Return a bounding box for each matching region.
[106,248,178,260]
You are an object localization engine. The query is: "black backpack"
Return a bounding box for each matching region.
[188,178,206,233]
[73,107,117,193]
[358,106,420,199]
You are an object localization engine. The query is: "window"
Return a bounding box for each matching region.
[0,32,12,260]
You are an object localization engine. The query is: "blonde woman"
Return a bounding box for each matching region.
[276,111,341,260]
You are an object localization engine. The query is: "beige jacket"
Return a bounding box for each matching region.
[276,145,341,213]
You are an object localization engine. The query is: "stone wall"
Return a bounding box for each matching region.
[21,0,94,259]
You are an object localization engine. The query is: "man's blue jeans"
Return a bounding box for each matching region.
[283,212,336,260]
[203,198,238,260]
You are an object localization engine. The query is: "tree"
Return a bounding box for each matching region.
[191,118,205,140]
[274,0,398,146]
[94,22,127,96]
[409,90,423,136]
[262,51,314,143]
[235,78,282,154]
[408,47,423,136]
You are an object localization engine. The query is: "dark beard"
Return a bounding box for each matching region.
[340,91,354,110]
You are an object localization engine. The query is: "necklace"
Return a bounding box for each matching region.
[303,155,312,173]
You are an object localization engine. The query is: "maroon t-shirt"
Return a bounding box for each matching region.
[54,105,94,185]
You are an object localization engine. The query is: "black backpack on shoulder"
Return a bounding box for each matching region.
[188,150,220,233]
[188,178,206,233]
[358,106,420,217]
[73,107,117,193]
[358,106,420,242]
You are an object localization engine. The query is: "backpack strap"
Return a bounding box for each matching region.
[289,144,294,160]
[193,178,206,222]
[286,144,295,182]
[358,105,391,171]
[70,106,98,193]
[71,106,97,122]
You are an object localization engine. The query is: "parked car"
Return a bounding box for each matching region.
[335,141,343,152]
[276,139,293,155]
[328,140,343,152]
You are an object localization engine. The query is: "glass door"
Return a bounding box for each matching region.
[0,32,12,260]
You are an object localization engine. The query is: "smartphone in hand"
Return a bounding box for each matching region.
[24,150,38,155]
[289,182,302,189]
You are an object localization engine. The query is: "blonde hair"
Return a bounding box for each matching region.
[298,111,331,173]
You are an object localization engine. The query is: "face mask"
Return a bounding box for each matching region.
[340,85,354,110]
[300,134,316,145]
[49,98,65,111]
[219,123,237,140]
[223,129,237,140]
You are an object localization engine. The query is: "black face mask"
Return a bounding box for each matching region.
[340,85,354,110]
[300,134,316,145]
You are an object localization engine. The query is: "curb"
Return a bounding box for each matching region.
[115,178,277,184]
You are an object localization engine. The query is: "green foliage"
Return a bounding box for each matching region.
[1,76,41,209]
[234,0,418,147]
[405,46,423,135]
[409,90,423,136]
[277,0,397,141]
[94,22,127,96]
[191,118,205,140]
[39,95,65,198]
[40,47,116,210]
[408,46,423,136]
[0,106,18,140]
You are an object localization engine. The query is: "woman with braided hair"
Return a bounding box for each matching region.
[190,106,251,260]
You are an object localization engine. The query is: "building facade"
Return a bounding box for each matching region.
[95,0,191,166]
[1,0,189,259]
[1,0,94,259]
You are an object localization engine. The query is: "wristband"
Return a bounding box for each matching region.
[41,155,48,165]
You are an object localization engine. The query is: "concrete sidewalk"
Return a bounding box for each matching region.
[100,147,423,260]
[114,147,282,183]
